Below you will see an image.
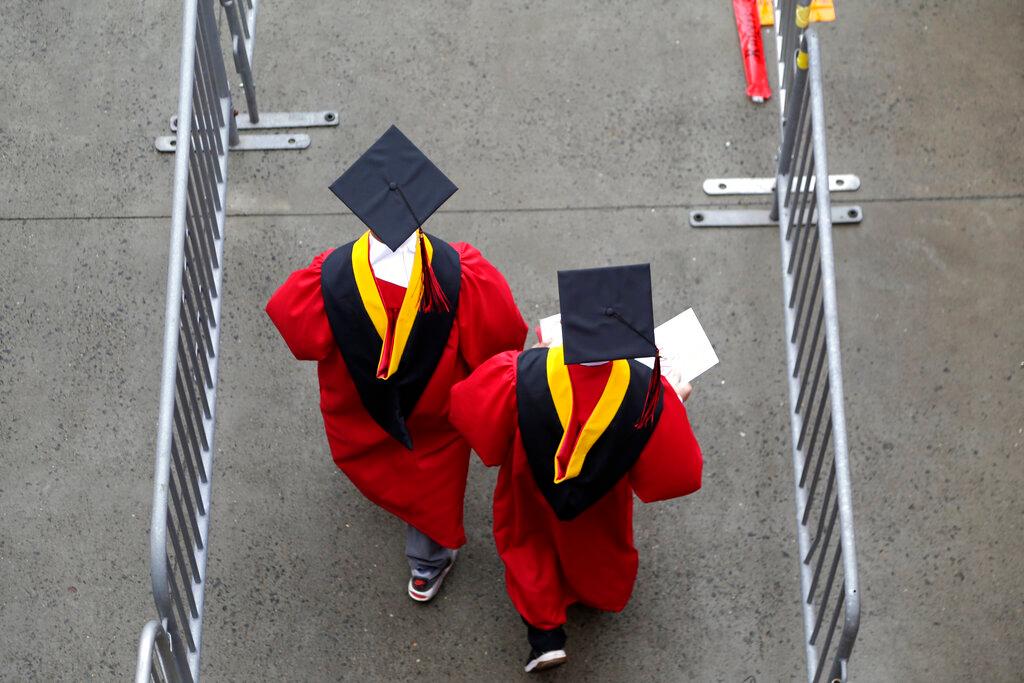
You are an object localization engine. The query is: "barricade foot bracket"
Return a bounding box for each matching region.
[702,174,859,195]
[155,133,311,152]
[234,111,340,130]
[689,205,862,228]
[170,111,341,131]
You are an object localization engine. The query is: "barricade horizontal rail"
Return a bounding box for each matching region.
[142,0,230,679]
[773,21,861,683]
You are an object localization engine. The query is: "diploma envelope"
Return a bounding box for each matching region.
[538,309,719,384]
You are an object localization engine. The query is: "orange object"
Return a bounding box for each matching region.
[757,0,837,26]
[733,0,772,102]
[810,0,836,23]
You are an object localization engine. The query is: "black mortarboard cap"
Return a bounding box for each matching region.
[328,125,458,251]
[557,264,658,365]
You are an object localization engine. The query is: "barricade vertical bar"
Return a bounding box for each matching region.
[220,0,259,123]
[782,0,810,94]
[805,463,835,555]
[778,44,809,177]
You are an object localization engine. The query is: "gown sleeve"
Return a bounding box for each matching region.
[452,242,528,370]
[265,249,336,362]
[629,379,704,503]
[449,350,520,467]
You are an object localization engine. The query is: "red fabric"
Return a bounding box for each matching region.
[374,278,407,310]
[266,243,528,549]
[733,0,771,101]
[554,363,612,479]
[449,351,703,629]
[373,277,405,378]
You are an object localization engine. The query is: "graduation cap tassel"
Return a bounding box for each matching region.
[418,230,450,313]
[605,308,662,428]
[384,180,451,314]
[635,353,662,429]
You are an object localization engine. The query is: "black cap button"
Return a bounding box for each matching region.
[389,181,398,190]
[605,307,615,316]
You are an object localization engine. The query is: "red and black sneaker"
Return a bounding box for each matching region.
[407,550,457,602]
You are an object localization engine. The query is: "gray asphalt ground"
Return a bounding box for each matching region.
[1,1,1022,681]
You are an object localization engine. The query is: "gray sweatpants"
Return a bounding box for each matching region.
[405,524,454,580]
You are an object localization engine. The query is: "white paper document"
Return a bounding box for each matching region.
[537,313,564,347]
[636,308,719,384]
[536,308,719,384]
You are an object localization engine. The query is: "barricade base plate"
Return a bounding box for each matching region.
[170,111,340,131]
[689,205,862,227]
[702,174,860,195]
[230,133,312,150]
[155,134,312,152]
[235,111,340,129]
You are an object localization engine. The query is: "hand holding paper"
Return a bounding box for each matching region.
[537,313,563,347]
[664,366,694,403]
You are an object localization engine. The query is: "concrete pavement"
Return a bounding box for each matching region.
[0,1,1021,680]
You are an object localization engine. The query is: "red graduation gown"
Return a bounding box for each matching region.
[266,241,527,549]
[449,350,703,629]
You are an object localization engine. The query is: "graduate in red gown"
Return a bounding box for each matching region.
[449,264,703,672]
[266,126,527,602]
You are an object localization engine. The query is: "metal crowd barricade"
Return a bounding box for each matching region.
[141,0,339,677]
[156,0,339,152]
[692,3,861,681]
[775,29,861,683]
[138,0,231,679]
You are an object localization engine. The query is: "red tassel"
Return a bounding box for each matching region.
[634,355,662,429]
[418,231,450,313]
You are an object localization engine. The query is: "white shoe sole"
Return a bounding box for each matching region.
[407,550,458,602]
[525,649,567,673]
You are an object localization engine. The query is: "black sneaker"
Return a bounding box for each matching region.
[407,550,457,602]
[524,648,567,673]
